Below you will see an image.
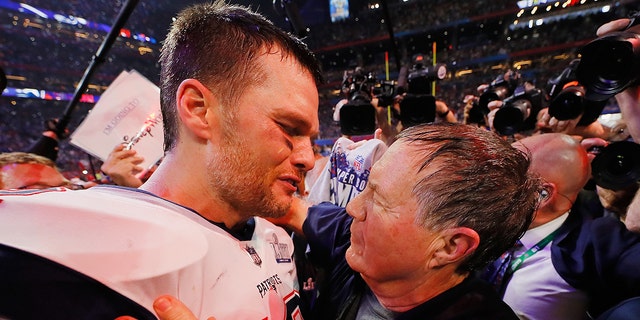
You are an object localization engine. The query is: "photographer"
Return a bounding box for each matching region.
[535,58,613,139]
[591,17,640,233]
[377,93,456,145]
[486,79,546,139]
[595,18,640,143]
[333,67,382,140]
[335,60,455,146]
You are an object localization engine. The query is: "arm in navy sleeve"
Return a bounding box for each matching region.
[552,212,640,316]
[302,202,353,268]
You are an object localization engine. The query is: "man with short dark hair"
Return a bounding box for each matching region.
[0,1,322,319]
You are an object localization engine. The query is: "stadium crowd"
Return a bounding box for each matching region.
[2,0,640,319]
[0,0,634,178]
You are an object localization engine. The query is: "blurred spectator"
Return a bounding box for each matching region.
[0,151,92,189]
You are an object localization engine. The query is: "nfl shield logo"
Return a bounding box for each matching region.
[244,245,262,267]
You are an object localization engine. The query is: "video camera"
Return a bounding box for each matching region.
[591,141,640,190]
[492,84,545,136]
[399,53,446,127]
[337,54,446,135]
[338,68,395,136]
[547,59,606,125]
[576,12,640,101]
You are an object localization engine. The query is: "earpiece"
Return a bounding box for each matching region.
[540,189,549,200]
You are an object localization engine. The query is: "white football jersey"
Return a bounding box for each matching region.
[0,186,302,319]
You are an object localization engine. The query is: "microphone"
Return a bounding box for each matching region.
[281,0,307,38]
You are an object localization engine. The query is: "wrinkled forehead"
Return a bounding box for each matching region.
[371,140,432,181]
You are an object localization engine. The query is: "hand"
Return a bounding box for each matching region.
[44,118,70,140]
[153,295,213,320]
[101,144,145,188]
[596,18,632,37]
[116,295,214,320]
[267,196,310,235]
[535,108,581,134]
[596,183,639,219]
[487,100,502,111]
[580,137,608,162]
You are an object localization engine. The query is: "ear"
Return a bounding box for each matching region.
[176,79,219,140]
[428,227,480,269]
[539,182,557,205]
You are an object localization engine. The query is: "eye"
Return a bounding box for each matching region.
[277,122,297,136]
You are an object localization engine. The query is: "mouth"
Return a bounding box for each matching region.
[279,174,301,192]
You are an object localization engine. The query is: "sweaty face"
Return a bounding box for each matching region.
[208,53,319,221]
[345,141,440,284]
[1,163,69,190]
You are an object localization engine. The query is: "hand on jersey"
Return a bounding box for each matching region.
[116,295,213,320]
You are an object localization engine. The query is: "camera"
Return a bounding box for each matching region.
[591,141,640,190]
[406,54,447,94]
[338,68,398,136]
[399,54,446,127]
[576,12,640,101]
[547,59,606,125]
[477,70,520,115]
[492,84,544,136]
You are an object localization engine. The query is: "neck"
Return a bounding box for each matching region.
[529,207,568,229]
[363,270,468,313]
[140,152,247,229]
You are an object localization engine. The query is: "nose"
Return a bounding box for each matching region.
[346,192,366,221]
[291,137,315,172]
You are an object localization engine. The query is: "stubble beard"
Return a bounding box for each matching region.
[209,129,291,221]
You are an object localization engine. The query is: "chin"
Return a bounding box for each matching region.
[345,247,364,272]
[261,197,291,219]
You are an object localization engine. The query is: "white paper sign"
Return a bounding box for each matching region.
[70,70,164,171]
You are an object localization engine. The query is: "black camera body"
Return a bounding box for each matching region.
[477,71,520,116]
[0,66,6,93]
[338,68,378,136]
[406,60,447,95]
[399,54,445,127]
[547,59,606,125]
[338,55,446,135]
[592,141,640,190]
[493,86,545,136]
[576,12,640,101]
[338,68,399,136]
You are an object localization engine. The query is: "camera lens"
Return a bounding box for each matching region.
[548,86,585,121]
[478,86,510,114]
[591,141,640,190]
[576,32,640,101]
[493,99,530,136]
